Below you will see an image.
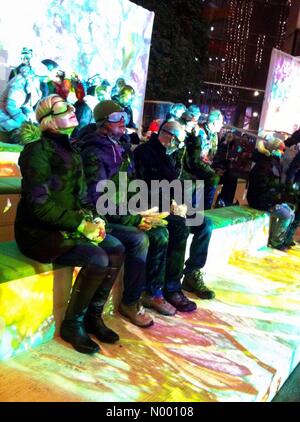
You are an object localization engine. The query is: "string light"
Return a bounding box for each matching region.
[207,0,290,105]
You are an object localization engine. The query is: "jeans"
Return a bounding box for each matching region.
[144,226,169,297]
[109,223,149,304]
[164,215,213,293]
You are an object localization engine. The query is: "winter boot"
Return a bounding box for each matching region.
[60,266,109,354]
[85,267,120,344]
[182,270,215,299]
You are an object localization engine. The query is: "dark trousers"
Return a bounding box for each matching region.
[144,226,169,297]
[192,181,217,210]
[204,183,217,210]
[54,234,125,270]
[109,224,149,304]
[156,214,213,294]
[218,172,238,205]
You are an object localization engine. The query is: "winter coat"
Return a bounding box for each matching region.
[182,126,219,186]
[15,130,89,258]
[247,150,283,211]
[79,130,141,226]
[134,133,179,211]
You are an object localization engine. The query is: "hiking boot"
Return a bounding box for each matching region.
[141,293,176,316]
[164,291,197,312]
[182,270,215,300]
[119,302,154,328]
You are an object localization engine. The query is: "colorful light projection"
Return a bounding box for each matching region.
[0,0,154,128]
[1,244,300,402]
[259,48,300,135]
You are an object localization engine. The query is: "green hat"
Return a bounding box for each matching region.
[94,100,123,126]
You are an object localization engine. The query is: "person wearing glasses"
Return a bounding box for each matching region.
[134,120,215,304]
[79,100,179,318]
[15,94,126,355]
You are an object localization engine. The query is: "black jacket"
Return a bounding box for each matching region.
[15,131,89,259]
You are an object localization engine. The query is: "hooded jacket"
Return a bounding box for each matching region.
[79,129,141,226]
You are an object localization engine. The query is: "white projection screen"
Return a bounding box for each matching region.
[260,48,300,136]
[0,0,154,128]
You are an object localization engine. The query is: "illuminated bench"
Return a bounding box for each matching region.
[0,177,21,241]
[0,241,73,360]
[185,205,270,270]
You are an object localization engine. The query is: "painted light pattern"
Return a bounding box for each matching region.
[260,48,300,134]
[0,0,154,128]
[0,273,55,360]
[1,243,300,401]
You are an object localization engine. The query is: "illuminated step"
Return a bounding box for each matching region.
[185,205,270,270]
[0,241,73,360]
[0,206,269,361]
[0,142,22,178]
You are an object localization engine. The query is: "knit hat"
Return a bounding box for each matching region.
[160,120,186,144]
[180,111,194,123]
[93,100,123,126]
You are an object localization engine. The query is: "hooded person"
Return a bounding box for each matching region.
[15,94,126,354]
[181,109,224,210]
[78,99,159,325]
[247,135,295,249]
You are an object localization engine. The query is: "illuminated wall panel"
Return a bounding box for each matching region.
[0,0,154,127]
[259,48,300,135]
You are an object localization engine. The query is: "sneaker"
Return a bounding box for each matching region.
[164,291,197,312]
[182,270,215,300]
[119,302,154,328]
[141,293,176,316]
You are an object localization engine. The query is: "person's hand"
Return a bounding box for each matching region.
[77,219,106,242]
[138,217,154,231]
[170,200,187,217]
[138,208,169,230]
[92,217,106,243]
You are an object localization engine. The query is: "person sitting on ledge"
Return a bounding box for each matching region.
[134,120,215,301]
[14,94,126,355]
[78,100,178,317]
[247,135,295,250]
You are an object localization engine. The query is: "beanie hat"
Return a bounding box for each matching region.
[160,120,186,144]
[180,111,194,123]
[93,100,123,126]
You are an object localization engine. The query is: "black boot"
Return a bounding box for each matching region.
[60,266,108,354]
[85,267,120,344]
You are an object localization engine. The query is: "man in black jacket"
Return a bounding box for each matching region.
[134,121,215,301]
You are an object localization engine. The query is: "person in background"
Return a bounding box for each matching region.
[182,109,224,210]
[111,77,126,98]
[0,65,42,143]
[247,135,295,250]
[8,47,33,81]
[15,94,125,354]
[166,103,187,122]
